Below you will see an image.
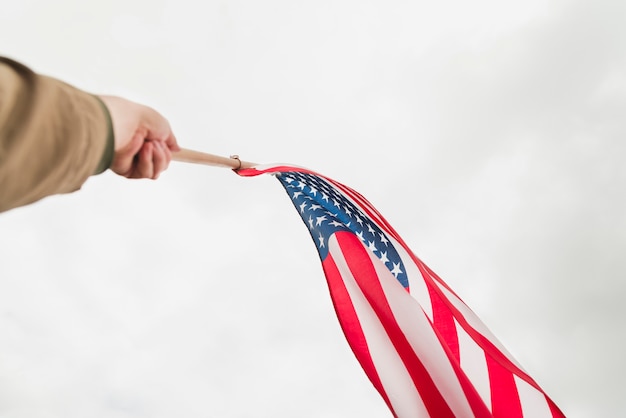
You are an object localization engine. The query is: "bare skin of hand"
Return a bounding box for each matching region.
[98,95,180,179]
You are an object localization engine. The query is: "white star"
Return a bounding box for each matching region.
[308,215,314,229]
[310,186,318,196]
[356,231,365,241]
[379,233,389,246]
[299,201,307,213]
[367,224,376,235]
[356,215,363,225]
[344,207,352,217]
[321,192,329,202]
[367,241,377,252]
[318,233,325,248]
[391,262,403,277]
[330,220,343,227]
[333,199,340,208]
[297,181,306,190]
[310,204,322,211]
[315,215,327,226]
[293,191,303,199]
[379,251,389,264]
[285,177,295,183]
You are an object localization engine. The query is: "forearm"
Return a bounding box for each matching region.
[0,57,113,213]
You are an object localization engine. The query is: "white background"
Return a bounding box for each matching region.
[1,1,624,417]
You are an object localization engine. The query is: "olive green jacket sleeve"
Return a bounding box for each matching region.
[0,57,114,213]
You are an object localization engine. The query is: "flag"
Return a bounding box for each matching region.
[238,164,565,418]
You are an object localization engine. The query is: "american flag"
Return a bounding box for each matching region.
[238,164,565,418]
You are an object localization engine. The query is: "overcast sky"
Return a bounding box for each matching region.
[1,0,624,417]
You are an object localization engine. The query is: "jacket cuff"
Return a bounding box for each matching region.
[93,95,115,174]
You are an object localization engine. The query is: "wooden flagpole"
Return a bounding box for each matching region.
[173,148,256,170]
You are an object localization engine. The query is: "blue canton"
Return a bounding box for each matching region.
[276,171,408,289]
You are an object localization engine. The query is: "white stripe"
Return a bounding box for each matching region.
[329,235,429,418]
[515,375,553,418]
[389,235,434,321]
[457,319,492,412]
[366,247,476,418]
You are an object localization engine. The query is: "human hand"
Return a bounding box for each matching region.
[98,95,180,179]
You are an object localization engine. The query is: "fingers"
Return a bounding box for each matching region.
[109,130,147,177]
[132,140,171,179]
[151,140,171,178]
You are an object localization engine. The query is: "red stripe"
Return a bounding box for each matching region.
[321,252,396,416]
[487,356,523,418]
[236,166,301,177]
[334,231,457,418]
[427,281,460,361]
[419,259,474,313]
[547,396,566,418]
